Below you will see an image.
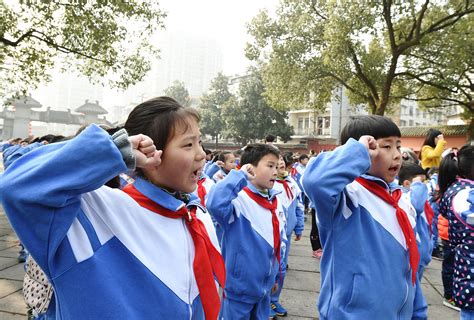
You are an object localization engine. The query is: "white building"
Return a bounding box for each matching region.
[287,87,367,145]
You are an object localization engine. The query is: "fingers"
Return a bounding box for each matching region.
[240,164,256,180]
[216,160,225,167]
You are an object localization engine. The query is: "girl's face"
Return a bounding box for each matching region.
[144,117,206,193]
[277,156,286,175]
[223,153,236,172]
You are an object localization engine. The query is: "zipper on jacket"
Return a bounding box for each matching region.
[397,272,409,319]
[183,219,193,320]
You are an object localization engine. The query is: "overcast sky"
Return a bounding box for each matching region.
[159,0,277,75]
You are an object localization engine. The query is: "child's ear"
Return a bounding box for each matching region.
[402,180,411,189]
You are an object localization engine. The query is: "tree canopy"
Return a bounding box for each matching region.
[246,0,474,116]
[164,80,191,107]
[223,69,294,145]
[0,0,166,98]
[199,73,233,146]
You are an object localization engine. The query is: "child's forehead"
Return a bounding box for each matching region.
[376,136,401,143]
[258,153,279,164]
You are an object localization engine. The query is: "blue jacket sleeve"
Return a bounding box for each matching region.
[0,125,128,276]
[294,198,305,236]
[301,138,371,228]
[4,142,42,169]
[206,169,248,227]
[204,162,220,179]
[410,181,428,214]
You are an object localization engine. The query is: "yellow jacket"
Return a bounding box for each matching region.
[421,139,447,169]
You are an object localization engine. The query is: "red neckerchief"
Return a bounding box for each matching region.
[123,184,225,320]
[355,177,419,285]
[276,178,294,200]
[197,178,207,207]
[290,167,298,178]
[242,187,280,264]
[424,202,434,234]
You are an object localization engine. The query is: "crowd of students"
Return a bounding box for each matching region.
[0,96,472,320]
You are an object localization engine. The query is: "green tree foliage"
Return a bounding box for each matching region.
[398,12,473,136]
[247,0,474,115]
[199,73,233,146]
[223,68,294,146]
[0,0,166,97]
[164,80,191,107]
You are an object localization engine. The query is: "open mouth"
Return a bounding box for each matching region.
[388,165,400,173]
[191,169,201,180]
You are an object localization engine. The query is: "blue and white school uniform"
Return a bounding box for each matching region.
[302,138,424,319]
[406,181,431,319]
[271,174,304,303]
[206,170,286,319]
[0,125,220,319]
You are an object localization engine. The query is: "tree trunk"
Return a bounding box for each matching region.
[468,117,474,141]
[215,134,218,150]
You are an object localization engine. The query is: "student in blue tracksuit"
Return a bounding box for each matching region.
[399,162,433,319]
[270,155,304,317]
[302,115,425,319]
[206,144,287,320]
[0,97,225,320]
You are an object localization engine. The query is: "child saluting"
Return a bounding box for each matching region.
[0,97,225,319]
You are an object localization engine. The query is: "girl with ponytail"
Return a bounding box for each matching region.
[438,142,474,317]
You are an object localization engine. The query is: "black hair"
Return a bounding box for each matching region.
[265,134,276,143]
[51,135,66,143]
[439,142,474,196]
[204,149,212,155]
[398,162,426,185]
[218,151,233,162]
[420,128,443,161]
[240,144,280,166]
[299,154,309,162]
[340,115,401,145]
[421,128,442,149]
[124,96,200,177]
[39,134,56,144]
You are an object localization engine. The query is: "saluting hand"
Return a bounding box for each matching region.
[129,134,162,169]
[240,164,256,181]
[358,135,379,160]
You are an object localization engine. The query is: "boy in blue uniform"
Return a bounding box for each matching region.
[302,115,425,319]
[207,144,286,319]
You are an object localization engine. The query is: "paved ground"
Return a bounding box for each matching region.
[0,208,459,319]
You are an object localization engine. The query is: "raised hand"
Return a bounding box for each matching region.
[240,164,256,181]
[129,134,162,169]
[358,135,379,160]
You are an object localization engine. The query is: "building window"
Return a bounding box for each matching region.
[298,118,304,129]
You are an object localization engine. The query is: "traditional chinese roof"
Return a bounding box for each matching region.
[75,100,108,114]
[8,95,42,109]
[400,124,469,137]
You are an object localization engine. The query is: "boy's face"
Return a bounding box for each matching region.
[277,156,286,175]
[223,153,236,172]
[252,154,279,190]
[368,136,402,183]
[402,174,426,189]
[300,158,309,166]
